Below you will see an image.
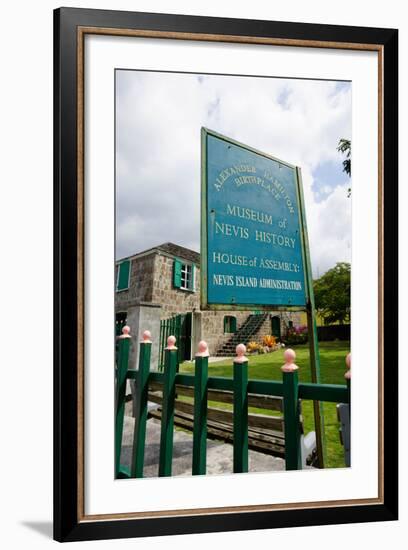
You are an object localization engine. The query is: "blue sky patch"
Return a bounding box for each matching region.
[334,81,351,94]
[312,159,350,202]
[277,86,291,109]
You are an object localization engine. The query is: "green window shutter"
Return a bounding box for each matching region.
[117,260,130,291]
[190,264,195,291]
[231,316,237,333]
[223,317,227,333]
[173,258,182,288]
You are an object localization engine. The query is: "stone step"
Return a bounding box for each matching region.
[215,314,269,356]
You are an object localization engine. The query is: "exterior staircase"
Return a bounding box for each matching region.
[215,313,268,356]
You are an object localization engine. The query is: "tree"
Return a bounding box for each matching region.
[313,262,350,325]
[337,138,351,197]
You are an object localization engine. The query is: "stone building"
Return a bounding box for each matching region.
[115,242,301,370]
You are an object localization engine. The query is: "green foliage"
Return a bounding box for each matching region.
[314,262,351,325]
[337,138,351,197]
[285,331,308,345]
[337,138,351,176]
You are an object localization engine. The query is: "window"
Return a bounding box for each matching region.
[173,258,195,291]
[224,316,237,334]
[116,260,130,291]
[180,263,192,290]
[115,311,127,336]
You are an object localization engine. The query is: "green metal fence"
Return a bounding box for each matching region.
[115,326,350,479]
[159,313,192,371]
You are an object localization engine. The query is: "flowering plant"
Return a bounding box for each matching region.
[285,324,308,344]
[247,341,261,353]
[262,335,277,348]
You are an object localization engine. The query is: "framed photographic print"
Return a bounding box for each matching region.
[54,7,398,542]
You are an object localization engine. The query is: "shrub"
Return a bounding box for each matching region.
[247,341,261,353]
[262,335,277,348]
[285,325,308,345]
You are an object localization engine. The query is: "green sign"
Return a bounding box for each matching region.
[201,128,308,310]
[200,128,325,467]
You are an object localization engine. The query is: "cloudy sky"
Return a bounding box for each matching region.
[116,70,351,277]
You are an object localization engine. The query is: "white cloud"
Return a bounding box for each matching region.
[116,70,351,277]
[301,166,351,276]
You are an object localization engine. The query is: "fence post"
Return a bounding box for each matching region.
[131,330,152,478]
[115,325,131,478]
[340,353,351,467]
[281,348,302,470]
[233,343,248,473]
[159,321,164,371]
[193,341,209,475]
[345,352,351,408]
[159,335,178,477]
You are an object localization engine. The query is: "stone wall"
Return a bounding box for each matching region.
[115,253,155,311]
[252,316,273,343]
[251,312,303,344]
[199,311,304,356]
[197,310,249,356]
[151,254,200,318]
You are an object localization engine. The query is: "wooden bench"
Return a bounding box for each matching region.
[147,380,316,464]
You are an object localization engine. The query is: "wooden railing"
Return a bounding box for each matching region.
[115,326,350,478]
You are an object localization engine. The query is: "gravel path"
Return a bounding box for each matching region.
[120,415,285,477]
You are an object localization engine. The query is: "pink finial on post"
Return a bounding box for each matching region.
[142,330,152,344]
[119,325,131,339]
[344,353,351,379]
[196,340,209,357]
[234,343,248,363]
[166,335,177,350]
[281,348,299,372]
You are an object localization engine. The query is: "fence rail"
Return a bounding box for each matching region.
[115,326,350,479]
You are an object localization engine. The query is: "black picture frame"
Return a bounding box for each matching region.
[54,7,398,542]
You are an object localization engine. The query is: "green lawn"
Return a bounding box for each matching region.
[179,341,350,469]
